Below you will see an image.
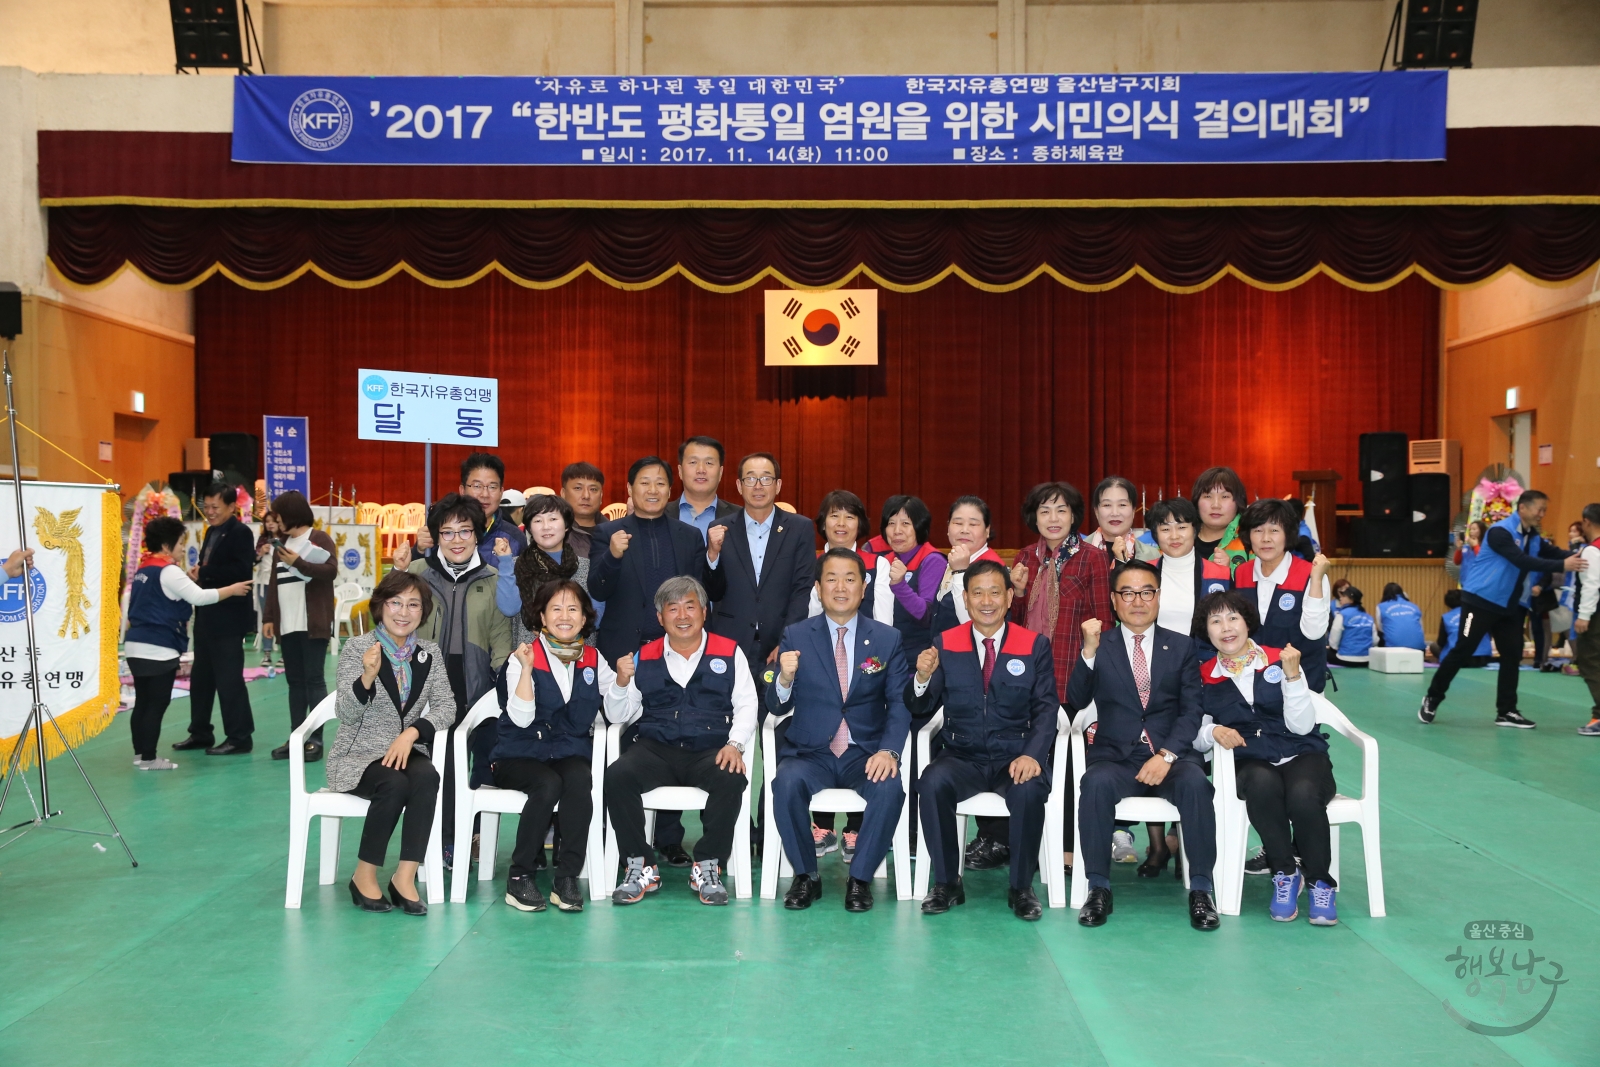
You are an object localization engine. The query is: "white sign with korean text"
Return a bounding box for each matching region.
[357,368,500,446]
[764,289,878,367]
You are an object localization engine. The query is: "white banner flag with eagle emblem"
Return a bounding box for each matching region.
[764,289,879,366]
[0,482,122,768]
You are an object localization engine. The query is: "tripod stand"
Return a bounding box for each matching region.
[0,346,136,865]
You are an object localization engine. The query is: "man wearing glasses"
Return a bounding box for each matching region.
[414,453,526,568]
[706,453,817,699]
[1068,559,1218,931]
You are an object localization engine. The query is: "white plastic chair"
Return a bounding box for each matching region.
[1215,691,1384,917]
[329,580,364,657]
[602,722,753,898]
[449,691,608,903]
[758,711,912,901]
[1068,702,1230,909]
[285,694,446,909]
[911,707,1072,907]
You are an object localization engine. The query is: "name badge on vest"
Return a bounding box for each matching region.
[1278,592,1297,612]
[415,649,429,664]
[709,658,727,674]
[583,666,596,685]
[1206,582,1226,594]
[1006,658,1025,676]
[1263,664,1285,684]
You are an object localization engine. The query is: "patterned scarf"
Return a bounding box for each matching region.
[1217,640,1261,677]
[1022,534,1081,638]
[375,628,418,704]
[542,629,587,665]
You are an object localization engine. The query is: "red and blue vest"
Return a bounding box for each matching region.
[1232,556,1328,692]
[490,640,604,763]
[1199,646,1328,763]
[634,633,740,750]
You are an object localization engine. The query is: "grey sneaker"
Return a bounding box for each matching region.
[841,830,858,862]
[133,757,179,771]
[690,859,729,906]
[1579,718,1600,736]
[812,824,839,857]
[1111,830,1138,864]
[611,857,661,905]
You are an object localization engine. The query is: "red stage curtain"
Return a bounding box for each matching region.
[54,203,1600,291]
[195,271,1437,547]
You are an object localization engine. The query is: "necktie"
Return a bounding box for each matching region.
[982,637,996,691]
[1132,632,1150,710]
[830,625,851,756]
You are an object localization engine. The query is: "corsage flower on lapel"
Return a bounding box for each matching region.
[859,656,886,675]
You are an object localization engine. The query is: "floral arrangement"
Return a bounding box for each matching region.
[859,656,886,675]
[1468,473,1523,527]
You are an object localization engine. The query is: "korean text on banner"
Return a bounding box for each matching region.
[263,415,310,499]
[0,483,122,768]
[234,71,1447,168]
[357,369,499,447]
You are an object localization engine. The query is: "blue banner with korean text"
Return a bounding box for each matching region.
[234,71,1446,167]
[262,416,310,500]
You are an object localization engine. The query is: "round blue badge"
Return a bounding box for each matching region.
[342,548,361,570]
[288,88,354,152]
[1278,592,1297,611]
[1006,658,1025,676]
[1263,665,1285,684]
[361,373,389,401]
[583,666,596,685]
[709,658,727,674]
[0,568,47,625]
[1206,582,1226,594]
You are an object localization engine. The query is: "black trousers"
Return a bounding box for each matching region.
[187,628,254,745]
[1235,752,1337,886]
[492,754,593,879]
[350,755,439,866]
[604,738,746,866]
[279,632,329,740]
[813,810,864,834]
[1427,599,1527,715]
[919,754,1049,889]
[1576,626,1600,711]
[1078,756,1216,891]
[618,727,685,848]
[127,658,178,761]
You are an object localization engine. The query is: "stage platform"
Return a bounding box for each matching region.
[2,665,1595,1067]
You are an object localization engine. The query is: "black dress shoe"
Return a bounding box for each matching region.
[205,741,252,755]
[303,740,324,763]
[388,880,427,916]
[921,880,965,914]
[172,735,213,751]
[271,743,292,760]
[1137,845,1172,878]
[1009,885,1043,922]
[783,873,821,910]
[657,842,692,868]
[348,879,394,912]
[844,876,874,912]
[1078,886,1113,926]
[964,837,1010,871]
[1188,890,1220,931]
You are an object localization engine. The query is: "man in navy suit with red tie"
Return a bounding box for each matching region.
[767,548,911,912]
[1068,559,1219,931]
[907,560,1058,921]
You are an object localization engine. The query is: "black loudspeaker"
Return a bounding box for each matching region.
[1352,517,1411,559]
[1409,473,1452,557]
[0,282,20,340]
[170,0,243,69]
[1401,0,1477,68]
[207,432,259,485]
[1360,432,1410,520]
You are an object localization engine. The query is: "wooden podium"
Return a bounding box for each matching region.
[1292,469,1342,555]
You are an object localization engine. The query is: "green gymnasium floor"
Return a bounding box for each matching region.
[2,664,1596,1067]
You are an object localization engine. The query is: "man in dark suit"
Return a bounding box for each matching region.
[766,548,911,912]
[174,483,258,755]
[1068,559,1219,931]
[907,560,1058,921]
[588,455,727,865]
[706,451,816,693]
[674,436,740,541]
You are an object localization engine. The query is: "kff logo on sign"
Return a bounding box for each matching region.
[289,89,354,152]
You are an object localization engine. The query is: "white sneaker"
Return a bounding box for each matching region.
[1112,830,1138,863]
[133,757,179,771]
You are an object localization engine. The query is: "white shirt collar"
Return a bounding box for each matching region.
[971,623,1005,664]
[1254,554,1291,585]
[664,632,708,665]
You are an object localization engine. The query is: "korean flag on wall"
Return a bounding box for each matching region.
[764,289,879,367]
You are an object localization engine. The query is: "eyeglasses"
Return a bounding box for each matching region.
[1114,588,1158,602]
[465,481,502,494]
[438,528,476,542]
[740,475,776,487]
[385,598,421,614]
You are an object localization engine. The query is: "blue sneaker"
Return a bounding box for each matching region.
[1308,880,1338,926]
[1269,870,1302,922]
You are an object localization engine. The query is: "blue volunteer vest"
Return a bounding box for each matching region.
[634,633,740,750]
[1440,606,1492,659]
[1377,597,1425,650]
[490,641,603,764]
[886,541,941,658]
[1463,515,1544,609]
[124,564,193,654]
[1234,555,1328,692]
[1200,646,1329,763]
[1335,605,1374,658]
[934,624,1046,762]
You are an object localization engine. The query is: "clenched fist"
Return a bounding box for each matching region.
[915,646,940,684]
[361,641,384,687]
[414,525,434,552]
[493,537,512,558]
[391,540,413,570]
[513,642,535,670]
[1010,561,1029,595]
[777,649,801,688]
[609,529,632,559]
[707,524,727,560]
[1280,644,1303,680]
[614,652,636,688]
[1080,617,1103,658]
[888,558,908,585]
[1310,552,1331,585]
[948,544,973,574]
